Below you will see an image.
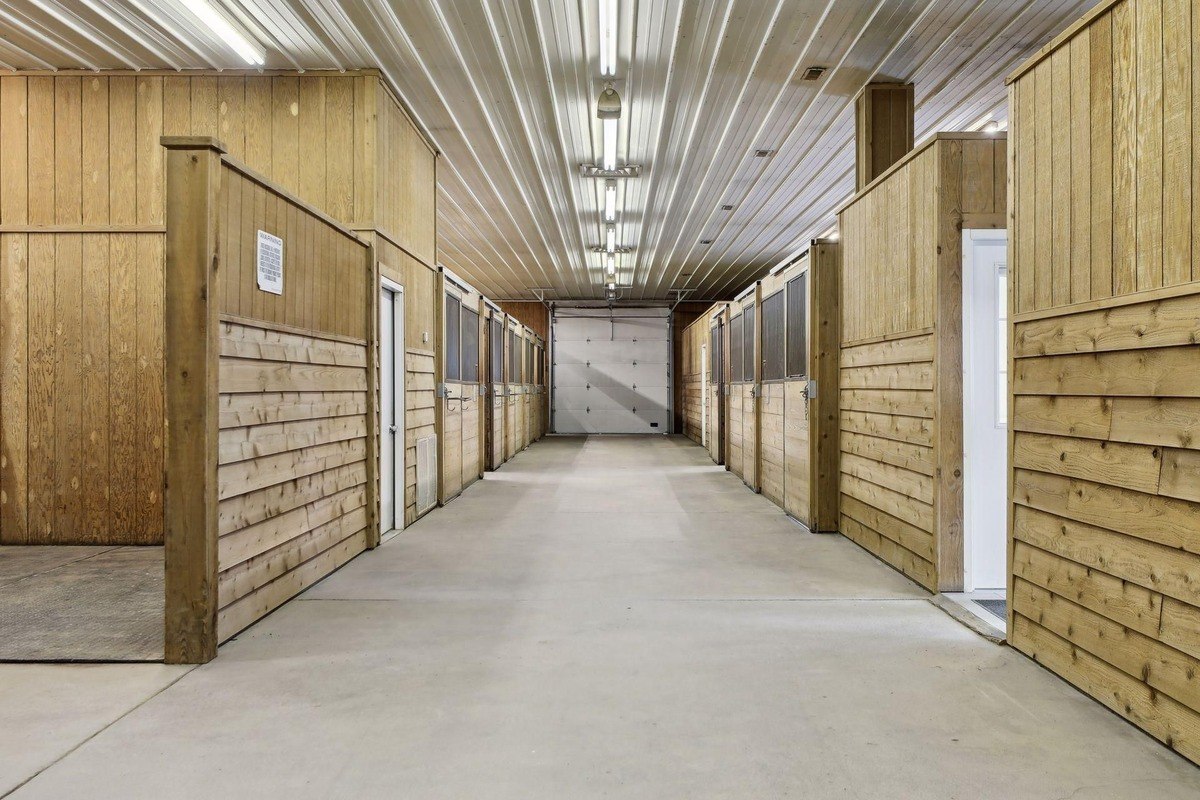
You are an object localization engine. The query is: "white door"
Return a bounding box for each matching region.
[552,307,671,434]
[380,281,405,536]
[962,230,1008,590]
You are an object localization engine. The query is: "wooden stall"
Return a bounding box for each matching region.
[0,70,440,547]
[727,289,760,488]
[707,304,730,465]
[838,131,1007,592]
[680,314,707,443]
[436,269,484,504]
[504,317,523,459]
[751,241,842,530]
[162,136,375,662]
[1007,0,1200,764]
[483,304,508,470]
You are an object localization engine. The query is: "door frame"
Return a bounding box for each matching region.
[380,276,405,542]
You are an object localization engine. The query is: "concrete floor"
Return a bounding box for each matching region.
[3,435,1199,798]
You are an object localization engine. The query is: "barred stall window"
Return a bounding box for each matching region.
[445,294,462,381]
[761,292,785,381]
[742,304,756,382]
[490,318,504,383]
[786,272,808,378]
[508,330,520,382]
[461,306,480,382]
[710,325,721,383]
[729,315,744,382]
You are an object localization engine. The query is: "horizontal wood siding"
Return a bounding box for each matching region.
[839,134,1006,591]
[1009,0,1200,761]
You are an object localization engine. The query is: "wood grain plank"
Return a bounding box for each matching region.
[1013,431,1161,494]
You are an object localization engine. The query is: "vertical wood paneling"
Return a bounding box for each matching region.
[1069,33,1091,303]
[1112,1,1138,296]
[1162,0,1192,287]
[1090,15,1114,301]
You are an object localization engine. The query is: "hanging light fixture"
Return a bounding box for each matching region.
[606,253,617,278]
[605,225,617,254]
[597,86,621,171]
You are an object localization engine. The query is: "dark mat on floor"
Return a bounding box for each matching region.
[0,546,164,662]
[974,598,1006,619]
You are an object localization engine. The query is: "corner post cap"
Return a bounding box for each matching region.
[160,136,228,153]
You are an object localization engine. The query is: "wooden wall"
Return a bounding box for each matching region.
[671,302,710,434]
[679,313,706,444]
[212,161,372,643]
[1008,0,1200,764]
[0,70,439,544]
[498,301,548,341]
[839,133,1006,592]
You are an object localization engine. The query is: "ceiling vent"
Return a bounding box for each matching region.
[800,66,826,81]
[753,149,775,159]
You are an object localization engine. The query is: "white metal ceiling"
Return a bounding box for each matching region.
[0,0,1097,300]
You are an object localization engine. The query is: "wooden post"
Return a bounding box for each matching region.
[855,82,915,191]
[162,135,225,664]
[365,243,381,549]
[810,239,842,533]
[934,139,965,592]
[751,281,763,492]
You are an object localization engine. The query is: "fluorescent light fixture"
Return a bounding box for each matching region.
[602,117,618,171]
[599,0,618,77]
[606,254,616,277]
[605,225,616,254]
[604,180,617,222]
[182,0,265,65]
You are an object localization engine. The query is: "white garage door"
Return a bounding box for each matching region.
[552,307,671,434]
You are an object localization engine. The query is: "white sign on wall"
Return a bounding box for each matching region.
[256,230,284,295]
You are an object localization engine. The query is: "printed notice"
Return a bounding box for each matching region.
[256,230,284,295]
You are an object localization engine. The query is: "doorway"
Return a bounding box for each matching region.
[961,229,1008,606]
[380,278,406,540]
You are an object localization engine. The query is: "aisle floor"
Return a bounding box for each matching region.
[3,436,1199,798]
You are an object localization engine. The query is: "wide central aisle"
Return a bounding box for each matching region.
[8,436,1200,798]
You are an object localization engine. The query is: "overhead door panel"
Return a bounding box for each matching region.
[552,308,671,434]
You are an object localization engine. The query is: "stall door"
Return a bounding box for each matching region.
[442,293,464,501]
[461,305,481,488]
[379,282,405,536]
[487,316,505,469]
[741,305,757,488]
[783,272,811,526]
[552,307,671,434]
[709,321,724,464]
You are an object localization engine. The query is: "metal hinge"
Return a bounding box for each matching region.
[436,382,448,398]
[804,379,817,400]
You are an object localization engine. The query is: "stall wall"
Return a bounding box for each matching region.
[1008,0,1200,763]
[839,133,1006,592]
[213,163,372,641]
[680,317,707,444]
[0,71,438,544]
